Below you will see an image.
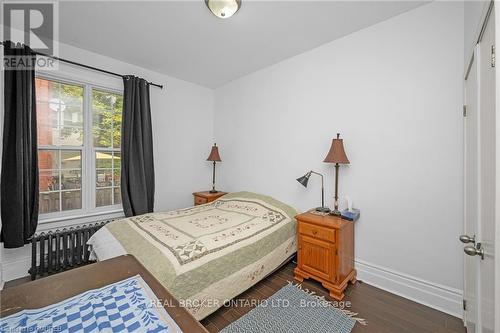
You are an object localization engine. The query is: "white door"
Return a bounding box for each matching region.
[464,43,479,333]
[462,7,496,333]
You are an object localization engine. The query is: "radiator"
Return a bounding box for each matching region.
[28,220,112,280]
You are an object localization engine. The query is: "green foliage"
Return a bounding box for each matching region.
[60,82,83,104]
[92,90,123,148]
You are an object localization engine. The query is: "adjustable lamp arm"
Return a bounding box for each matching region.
[309,171,325,209]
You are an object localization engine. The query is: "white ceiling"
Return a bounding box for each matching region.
[58,1,426,88]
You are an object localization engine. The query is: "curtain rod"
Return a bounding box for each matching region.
[0,41,164,89]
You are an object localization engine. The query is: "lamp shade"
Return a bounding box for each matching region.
[296,172,312,187]
[323,133,349,164]
[207,144,222,162]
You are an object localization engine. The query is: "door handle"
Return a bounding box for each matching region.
[464,243,484,260]
[459,234,476,244]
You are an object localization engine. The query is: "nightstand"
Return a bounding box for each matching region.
[294,211,356,300]
[192,191,227,206]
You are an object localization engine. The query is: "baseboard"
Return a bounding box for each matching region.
[2,255,31,282]
[0,262,3,290]
[355,259,463,318]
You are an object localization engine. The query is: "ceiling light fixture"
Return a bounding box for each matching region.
[205,0,241,19]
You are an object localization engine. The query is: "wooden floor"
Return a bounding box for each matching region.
[5,261,466,333]
[200,261,466,333]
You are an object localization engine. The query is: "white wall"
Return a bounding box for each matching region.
[214,1,464,316]
[0,2,467,317]
[44,42,215,213]
[0,39,215,283]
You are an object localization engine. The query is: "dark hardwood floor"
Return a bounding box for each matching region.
[200,261,466,333]
[5,261,466,333]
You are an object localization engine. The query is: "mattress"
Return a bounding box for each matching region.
[88,191,298,320]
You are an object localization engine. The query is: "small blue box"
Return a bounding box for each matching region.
[341,208,360,221]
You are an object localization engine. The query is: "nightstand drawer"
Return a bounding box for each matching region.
[299,223,336,243]
[195,196,208,205]
[193,191,227,206]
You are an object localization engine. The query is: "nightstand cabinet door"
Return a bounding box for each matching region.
[298,235,334,281]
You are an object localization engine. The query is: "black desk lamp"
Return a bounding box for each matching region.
[296,171,330,213]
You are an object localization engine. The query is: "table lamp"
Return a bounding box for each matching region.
[323,133,350,216]
[296,171,330,213]
[207,143,222,193]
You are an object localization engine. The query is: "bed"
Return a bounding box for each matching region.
[88,191,298,320]
[0,255,208,333]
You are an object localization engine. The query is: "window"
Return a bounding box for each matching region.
[37,79,84,214]
[36,77,123,218]
[92,89,122,207]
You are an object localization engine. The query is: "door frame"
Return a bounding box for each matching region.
[494,4,500,333]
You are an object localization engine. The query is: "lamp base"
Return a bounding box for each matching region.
[209,190,218,193]
[330,209,341,216]
[315,207,331,213]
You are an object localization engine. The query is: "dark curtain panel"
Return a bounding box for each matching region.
[121,76,155,217]
[1,41,39,248]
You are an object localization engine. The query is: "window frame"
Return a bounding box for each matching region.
[36,73,123,223]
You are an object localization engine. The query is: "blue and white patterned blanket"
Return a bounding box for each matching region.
[0,275,183,333]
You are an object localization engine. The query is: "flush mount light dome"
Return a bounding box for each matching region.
[205,0,241,19]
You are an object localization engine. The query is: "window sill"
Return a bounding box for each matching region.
[37,210,124,231]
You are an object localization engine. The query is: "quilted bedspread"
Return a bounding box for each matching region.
[88,191,298,319]
[0,275,182,333]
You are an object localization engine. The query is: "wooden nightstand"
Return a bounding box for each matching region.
[192,191,227,206]
[294,211,356,300]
